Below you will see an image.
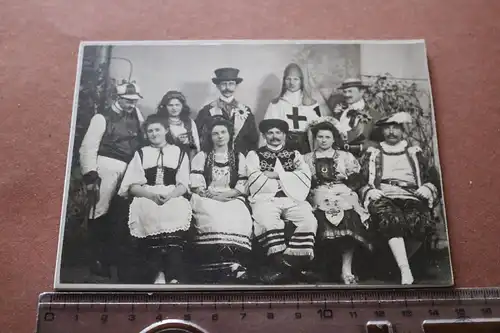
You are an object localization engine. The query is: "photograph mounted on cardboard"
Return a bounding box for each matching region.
[54,40,453,290]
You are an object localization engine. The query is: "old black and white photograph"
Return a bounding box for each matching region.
[55,40,453,289]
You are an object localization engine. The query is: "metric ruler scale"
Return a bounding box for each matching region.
[36,288,500,333]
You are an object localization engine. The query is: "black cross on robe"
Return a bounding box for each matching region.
[286,107,308,129]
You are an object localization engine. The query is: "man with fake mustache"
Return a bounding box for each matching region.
[359,112,441,285]
[247,119,318,284]
[331,78,382,157]
[79,82,145,278]
[195,67,259,156]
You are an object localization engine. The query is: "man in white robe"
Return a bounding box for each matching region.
[261,63,320,154]
[247,118,318,283]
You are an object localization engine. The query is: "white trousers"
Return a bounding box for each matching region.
[252,197,317,259]
[88,156,127,219]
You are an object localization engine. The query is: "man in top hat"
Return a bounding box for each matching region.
[359,112,441,285]
[79,82,145,277]
[246,118,318,284]
[331,78,382,156]
[195,67,259,156]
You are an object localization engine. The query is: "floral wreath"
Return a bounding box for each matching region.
[305,116,350,151]
[307,116,349,137]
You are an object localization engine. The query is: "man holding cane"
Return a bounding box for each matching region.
[79,82,145,278]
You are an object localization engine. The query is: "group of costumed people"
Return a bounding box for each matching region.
[78,64,441,286]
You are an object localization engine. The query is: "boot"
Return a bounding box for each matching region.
[89,258,111,278]
[163,246,186,284]
[285,254,321,284]
[87,216,111,278]
[220,245,251,284]
[260,253,293,284]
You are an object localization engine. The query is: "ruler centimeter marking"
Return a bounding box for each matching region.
[37,288,500,333]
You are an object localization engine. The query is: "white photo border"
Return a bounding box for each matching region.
[54,39,454,290]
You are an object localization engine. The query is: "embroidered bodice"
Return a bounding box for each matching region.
[257,146,297,172]
[208,153,233,190]
[306,149,361,189]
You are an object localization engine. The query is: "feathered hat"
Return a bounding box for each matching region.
[370,112,413,142]
[115,82,143,100]
[375,111,413,126]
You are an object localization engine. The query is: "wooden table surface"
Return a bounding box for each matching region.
[1,1,500,332]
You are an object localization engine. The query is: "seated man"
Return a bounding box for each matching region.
[247,118,318,284]
[359,112,441,285]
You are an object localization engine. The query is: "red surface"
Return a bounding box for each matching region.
[1,0,500,332]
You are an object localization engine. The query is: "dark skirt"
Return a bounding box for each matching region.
[313,209,372,282]
[135,230,188,283]
[315,209,372,250]
[286,131,311,155]
[190,243,251,284]
[368,197,434,240]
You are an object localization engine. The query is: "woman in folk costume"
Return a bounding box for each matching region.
[189,117,253,283]
[118,114,192,284]
[304,117,372,285]
[262,63,321,154]
[156,90,200,161]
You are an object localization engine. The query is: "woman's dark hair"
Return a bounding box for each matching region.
[156,91,191,122]
[203,116,235,153]
[203,117,239,188]
[311,121,344,148]
[156,90,195,148]
[142,114,174,145]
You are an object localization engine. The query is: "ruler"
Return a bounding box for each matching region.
[36,288,500,333]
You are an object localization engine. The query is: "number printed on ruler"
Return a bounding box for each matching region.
[37,289,500,333]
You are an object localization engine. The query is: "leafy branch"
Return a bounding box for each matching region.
[363,74,436,165]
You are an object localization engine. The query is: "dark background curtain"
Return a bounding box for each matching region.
[72,45,113,166]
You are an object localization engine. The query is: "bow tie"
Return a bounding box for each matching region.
[345,110,361,128]
[346,109,360,118]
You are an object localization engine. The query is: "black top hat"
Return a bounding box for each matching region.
[212,67,243,84]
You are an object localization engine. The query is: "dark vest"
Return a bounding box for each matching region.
[138,149,185,186]
[98,107,142,163]
[256,146,296,172]
[314,157,337,184]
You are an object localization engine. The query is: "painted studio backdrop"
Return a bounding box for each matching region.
[57,41,451,289]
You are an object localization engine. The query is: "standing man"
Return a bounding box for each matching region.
[246,119,318,284]
[359,112,440,285]
[79,82,145,277]
[262,63,320,154]
[332,78,381,157]
[195,67,259,156]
